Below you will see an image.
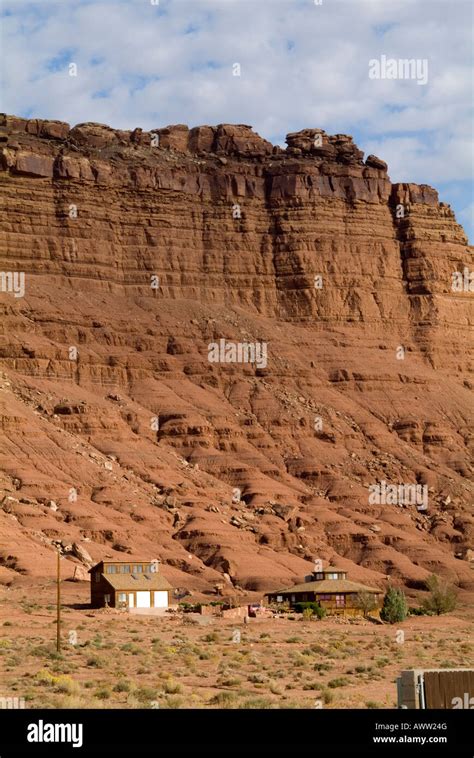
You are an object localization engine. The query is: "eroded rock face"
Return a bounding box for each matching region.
[0,114,472,600]
[153,123,273,157]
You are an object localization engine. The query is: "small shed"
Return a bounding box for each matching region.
[89,560,173,609]
[397,669,474,709]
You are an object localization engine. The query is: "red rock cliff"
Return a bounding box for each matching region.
[0,115,472,599]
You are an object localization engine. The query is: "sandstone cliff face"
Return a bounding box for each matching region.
[0,114,472,599]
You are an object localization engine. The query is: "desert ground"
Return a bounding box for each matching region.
[0,580,472,710]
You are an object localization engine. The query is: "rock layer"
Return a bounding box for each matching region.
[0,115,472,600]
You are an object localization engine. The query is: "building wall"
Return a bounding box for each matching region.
[111,589,173,609]
[90,572,114,608]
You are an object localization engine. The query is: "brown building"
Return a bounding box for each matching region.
[265,566,382,617]
[89,560,173,609]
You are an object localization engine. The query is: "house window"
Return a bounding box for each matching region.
[335,595,345,607]
[121,565,130,573]
[291,595,296,602]
[315,573,323,580]
[118,593,126,602]
[106,565,116,574]
[276,595,283,603]
[104,594,111,604]
[327,573,338,580]
[95,573,100,582]
[132,565,143,573]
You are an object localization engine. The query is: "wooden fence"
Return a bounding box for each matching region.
[397,669,474,709]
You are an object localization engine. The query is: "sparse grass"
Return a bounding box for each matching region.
[120,643,140,655]
[135,686,158,703]
[269,680,284,695]
[247,673,267,684]
[218,676,242,687]
[163,679,183,695]
[94,687,111,700]
[319,688,334,704]
[2,588,473,711]
[327,677,349,689]
[210,691,237,707]
[86,656,103,668]
[202,632,219,643]
[239,697,276,709]
[113,679,132,693]
[161,695,185,709]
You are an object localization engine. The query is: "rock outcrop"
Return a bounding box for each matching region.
[0,114,472,600]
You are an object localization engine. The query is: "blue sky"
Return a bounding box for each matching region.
[1,0,472,240]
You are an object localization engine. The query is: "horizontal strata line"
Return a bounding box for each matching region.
[0,265,414,282]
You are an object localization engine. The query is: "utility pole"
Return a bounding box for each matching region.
[56,550,61,653]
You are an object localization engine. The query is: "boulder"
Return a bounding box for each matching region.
[71,565,90,581]
[14,152,54,177]
[154,124,189,152]
[188,125,216,153]
[69,123,119,149]
[214,124,273,157]
[365,154,388,171]
[71,542,93,566]
[38,120,70,141]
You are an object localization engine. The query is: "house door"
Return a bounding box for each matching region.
[136,591,151,608]
[128,593,135,608]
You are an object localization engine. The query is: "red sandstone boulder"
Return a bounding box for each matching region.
[214,124,273,157]
[0,114,29,133]
[154,124,190,152]
[22,120,70,141]
[130,127,151,146]
[69,123,119,149]
[14,151,54,177]
[366,154,388,171]
[188,125,216,154]
[54,155,94,181]
[286,128,327,153]
[391,182,439,206]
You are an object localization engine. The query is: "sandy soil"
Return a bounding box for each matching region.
[0,580,472,710]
